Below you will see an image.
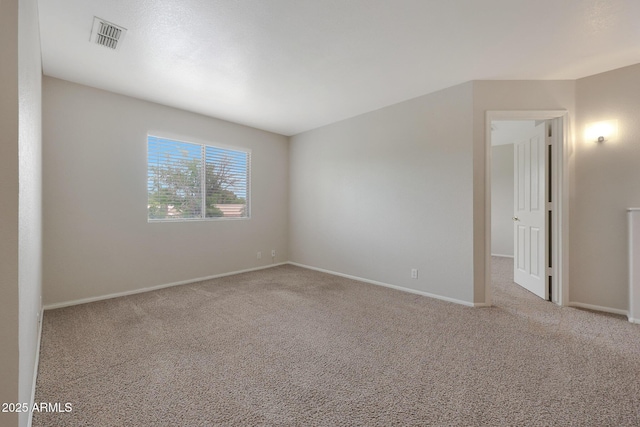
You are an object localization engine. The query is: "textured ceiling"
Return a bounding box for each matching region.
[37,0,640,136]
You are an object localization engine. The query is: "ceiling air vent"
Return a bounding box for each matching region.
[90,17,126,50]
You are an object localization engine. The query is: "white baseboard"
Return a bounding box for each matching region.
[491,253,514,258]
[627,317,640,324]
[43,263,288,310]
[287,262,477,307]
[27,306,44,427]
[568,301,628,317]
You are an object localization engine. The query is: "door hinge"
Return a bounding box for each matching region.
[547,267,554,277]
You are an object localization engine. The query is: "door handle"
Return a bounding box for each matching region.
[512,217,520,221]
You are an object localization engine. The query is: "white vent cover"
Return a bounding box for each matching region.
[90,17,126,50]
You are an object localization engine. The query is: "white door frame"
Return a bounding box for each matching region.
[484,110,569,307]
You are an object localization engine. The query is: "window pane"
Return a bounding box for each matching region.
[205,145,249,218]
[147,136,202,220]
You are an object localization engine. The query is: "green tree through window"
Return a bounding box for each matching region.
[147,136,250,220]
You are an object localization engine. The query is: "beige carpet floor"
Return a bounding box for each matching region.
[33,258,640,426]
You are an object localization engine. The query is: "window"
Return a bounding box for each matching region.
[147,135,250,221]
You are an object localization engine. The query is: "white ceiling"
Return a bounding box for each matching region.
[37,0,640,136]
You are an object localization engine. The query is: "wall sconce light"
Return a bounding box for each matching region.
[585,120,618,143]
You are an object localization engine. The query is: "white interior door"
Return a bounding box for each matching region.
[513,122,548,299]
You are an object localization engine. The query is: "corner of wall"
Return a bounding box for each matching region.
[18,0,44,425]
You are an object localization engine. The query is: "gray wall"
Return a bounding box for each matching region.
[0,1,20,425]
[573,63,640,312]
[1,1,43,426]
[290,82,475,304]
[491,144,514,257]
[42,78,289,306]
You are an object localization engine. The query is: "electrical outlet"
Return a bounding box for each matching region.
[271,249,276,257]
[257,251,262,260]
[411,268,418,279]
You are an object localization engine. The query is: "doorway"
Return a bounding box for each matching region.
[491,120,549,299]
[484,111,569,307]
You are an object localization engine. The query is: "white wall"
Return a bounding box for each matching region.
[472,80,577,303]
[0,1,20,425]
[290,82,475,304]
[42,77,289,306]
[491,144,514,257]
[573,63,640,312]
[18,0,42,425]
